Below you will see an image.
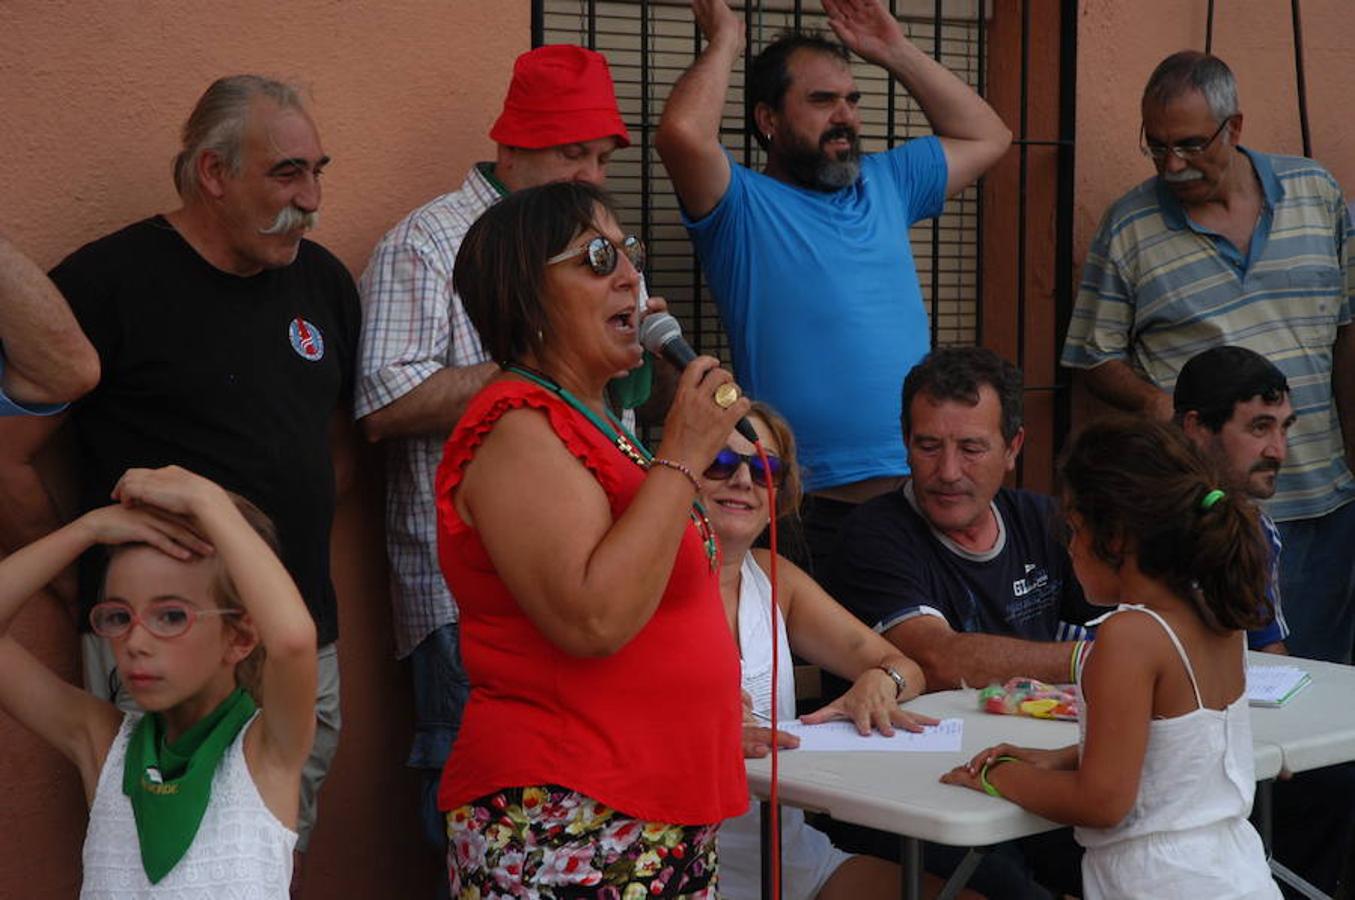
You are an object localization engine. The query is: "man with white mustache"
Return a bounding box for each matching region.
[0,75,358,867]
[658,0,1011,577]
[1063,50,1355,665]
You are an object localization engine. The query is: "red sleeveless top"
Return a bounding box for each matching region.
[434,381,747,824]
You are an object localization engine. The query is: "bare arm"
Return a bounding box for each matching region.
[1332,323,1355,473]
[0,503,209,800]
[654,0,741,219]
[1079,359,1175,421]
[883,614,1079,691]
[358,362,497,442]
[823,0,1010,197]
[943,614,1153,828]
[760,551,932,734]
[0,234,99,405]
[0,415,78,606]
[112,468,317,777]
[460,359,751,657]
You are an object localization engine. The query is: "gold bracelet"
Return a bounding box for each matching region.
[650,457,700,493]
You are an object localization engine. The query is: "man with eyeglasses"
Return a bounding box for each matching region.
[354,44,633,862]
[1062,50,1355,665]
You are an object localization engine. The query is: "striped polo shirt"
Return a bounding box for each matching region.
[1062,148,1355,522]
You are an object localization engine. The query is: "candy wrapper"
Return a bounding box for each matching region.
[978,678,1080,721]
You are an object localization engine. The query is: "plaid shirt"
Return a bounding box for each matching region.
[356,164,503,657]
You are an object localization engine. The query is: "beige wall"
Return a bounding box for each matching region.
[1075,0,1355,263]
[0,1,527,896]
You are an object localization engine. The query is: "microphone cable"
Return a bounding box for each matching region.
[753,439,782,900]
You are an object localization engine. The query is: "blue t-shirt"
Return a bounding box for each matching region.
[0,350,66,417]
[683,139,948,492]
[1249,512,1289,650]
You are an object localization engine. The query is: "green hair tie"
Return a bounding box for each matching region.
[1200,489,1226,510]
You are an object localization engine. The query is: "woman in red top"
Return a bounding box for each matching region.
[435,182,749,898]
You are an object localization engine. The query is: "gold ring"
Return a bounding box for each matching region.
[714,383,740,409]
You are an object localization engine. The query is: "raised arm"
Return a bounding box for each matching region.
[654,0,742,219]
[459,359,749,658]
[111,467,318,778]
[0,233,100,405]
[884,614,1080,691]
[823,0,1010,197]
[0,500,208,800]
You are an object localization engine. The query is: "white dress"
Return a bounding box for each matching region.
[1075,605,1281,900]
[82,711,297,898]
[717,553,852,900]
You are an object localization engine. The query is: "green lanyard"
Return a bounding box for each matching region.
[504,364,718,570]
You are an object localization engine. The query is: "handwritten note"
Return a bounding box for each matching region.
[778,718,964,752]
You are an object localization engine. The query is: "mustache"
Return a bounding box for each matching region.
[821,126,857,145]
[1162,168,1204,184]
[258,205,319,235]
[1250,459,1281,474]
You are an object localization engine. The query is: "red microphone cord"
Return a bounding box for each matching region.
[753,440,781,900]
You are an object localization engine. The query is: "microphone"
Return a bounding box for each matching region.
[640,312,760,444]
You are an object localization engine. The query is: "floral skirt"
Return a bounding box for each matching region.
[446,785,719,899]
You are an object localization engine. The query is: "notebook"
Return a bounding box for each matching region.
[1247,664,1312,707]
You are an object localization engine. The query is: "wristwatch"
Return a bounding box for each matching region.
[877,664,908,700]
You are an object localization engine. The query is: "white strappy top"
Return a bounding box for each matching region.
[1073,604,1257,850]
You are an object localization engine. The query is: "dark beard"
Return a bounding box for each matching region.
[774,127,861,192]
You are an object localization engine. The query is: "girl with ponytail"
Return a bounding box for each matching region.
[942,415,1280,898]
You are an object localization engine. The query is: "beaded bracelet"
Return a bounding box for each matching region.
[650,458,700,493]
[979,755,1020,799]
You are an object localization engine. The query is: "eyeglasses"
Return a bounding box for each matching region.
[703,448,787,487]
[1140,116,1234,160]
[89,600,241,640]
[546,235,645,276]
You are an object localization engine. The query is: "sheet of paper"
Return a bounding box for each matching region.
[777,718,964,752]
[1247,664,1312,707]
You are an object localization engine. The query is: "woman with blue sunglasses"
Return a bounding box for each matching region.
[699,402,970,900]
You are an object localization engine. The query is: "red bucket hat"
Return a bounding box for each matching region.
[490,45,631,150]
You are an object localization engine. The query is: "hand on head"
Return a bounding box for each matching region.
[79,466,225,560]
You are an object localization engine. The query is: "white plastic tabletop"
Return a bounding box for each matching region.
[746,687,1284,847]
[1247,651,1355,774]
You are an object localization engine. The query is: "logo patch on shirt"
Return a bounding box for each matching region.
[288,317,325,362]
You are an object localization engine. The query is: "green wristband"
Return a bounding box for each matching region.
[979,755,1020,799]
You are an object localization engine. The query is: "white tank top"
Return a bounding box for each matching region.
[81,711,296,898]
[736,553,796,722]
[1074,604,1256,850]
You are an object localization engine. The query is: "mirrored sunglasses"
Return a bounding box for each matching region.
[89,600,241,640]
[703,448,786,487]
[546,234,645,276]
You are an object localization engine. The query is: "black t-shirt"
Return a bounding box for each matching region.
[826,485,1097,643]
[51,216,359,644]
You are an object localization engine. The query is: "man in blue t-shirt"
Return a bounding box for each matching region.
[656,0,1010,574]
[0,232,99,417]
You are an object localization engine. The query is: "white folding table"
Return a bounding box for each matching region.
[747,687,1285,900]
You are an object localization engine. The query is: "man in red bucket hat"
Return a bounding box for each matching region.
[354,43,630,874]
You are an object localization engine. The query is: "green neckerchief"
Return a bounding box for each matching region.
[122,688,257,883]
